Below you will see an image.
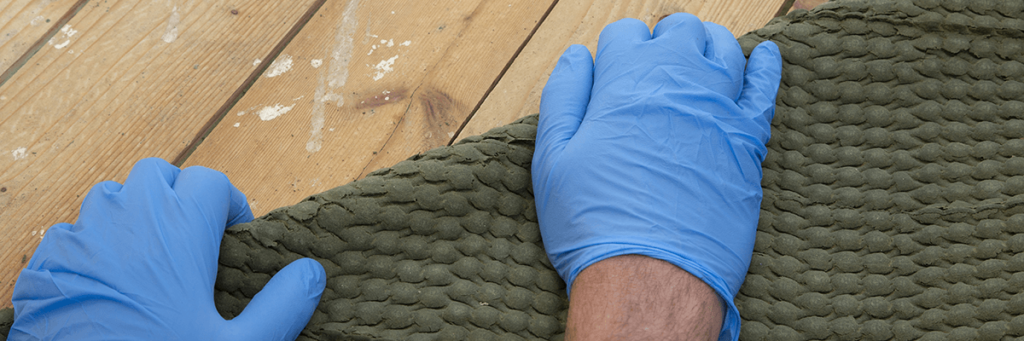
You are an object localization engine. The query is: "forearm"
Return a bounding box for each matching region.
[566,255,724,341]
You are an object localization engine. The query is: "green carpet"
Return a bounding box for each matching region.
[4,1,1024,340]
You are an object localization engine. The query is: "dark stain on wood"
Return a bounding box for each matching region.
[417,87,457,130]
[354,87,409,110]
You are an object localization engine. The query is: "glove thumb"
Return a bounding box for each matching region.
[737,41,782,144]
[224,258,326,340]
[536,44,594,157]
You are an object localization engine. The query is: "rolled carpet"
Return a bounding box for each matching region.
[3,0,1024,340]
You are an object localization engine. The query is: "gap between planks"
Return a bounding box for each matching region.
[0,0,90,87]
[181,0,559,217]
[0,0,325,309]
[452,0,788,142]
[173,0,328,166]
[445,0,560,146]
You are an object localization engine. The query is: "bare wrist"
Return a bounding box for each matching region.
[566,255,724,341]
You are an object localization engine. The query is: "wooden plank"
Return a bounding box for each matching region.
[183,0,556,215]
[0,0,86,85]
[790,0,829,13]
[455,0,786,141]
[0,0,321,308]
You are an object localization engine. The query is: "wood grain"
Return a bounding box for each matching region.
[455,0,786,141]
[0,0,320,308]
[0,0,86,85]
[183,0,555,216]
[790,0,830,13]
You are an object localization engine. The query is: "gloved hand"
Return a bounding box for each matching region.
[532,13,781,341]
[10,158,326,340]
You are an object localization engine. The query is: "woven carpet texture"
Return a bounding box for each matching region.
[736,0,1024,340]
[3,0,1024,340]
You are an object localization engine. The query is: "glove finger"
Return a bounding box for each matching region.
[596,18,651,58]
[651,13,707,55]
[224,258,326,341]
[65,179,132,237]
[121,158,180,197]
[702,22,746,100]
[172,166,254,280]
[538,45,594,154]
[74,180,123,227]
[22,222,73,270]
[736,41,783,143]
[173,166,254,228]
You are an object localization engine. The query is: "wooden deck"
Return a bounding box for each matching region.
[0,0,814,307]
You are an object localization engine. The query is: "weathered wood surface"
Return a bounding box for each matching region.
[455,0,787,141]
[0,0,321,308]
[0,0,791,309]
[790,0,830,13]
[0,0,86,85]
[183,0,557,216]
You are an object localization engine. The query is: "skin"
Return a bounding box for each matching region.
[566,255,724,341]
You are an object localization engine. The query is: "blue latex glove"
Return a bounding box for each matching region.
[10,158,326,340]
[532,13,781,341]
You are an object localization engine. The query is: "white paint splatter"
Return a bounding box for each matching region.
[447,132,455,138]
[322,93,343,103]
[49,25,77,49]
[0,95,7,100]
[265,54,293,77]
[311,59,322,68]
[253,58,261,66]
[327,22,355,89]
[162,6,180,43]
[257,104,295,121]
[308,0,359,153]
[237,111,245,116]
[30,231,36,236]
[371,55,399,81]
[233,122,240,127]
[12,147,27,160]
[61,25,78,37]
[30,16,46,26]
[367,37,409,55]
